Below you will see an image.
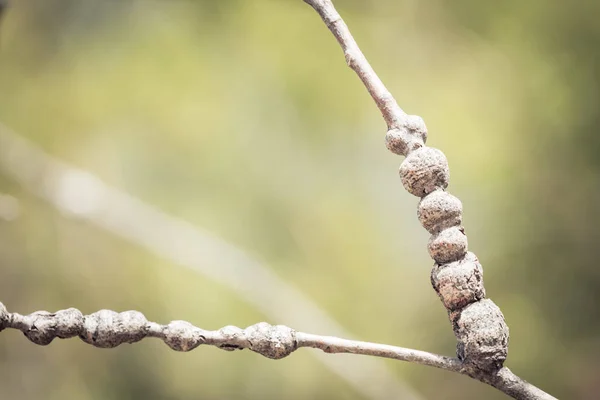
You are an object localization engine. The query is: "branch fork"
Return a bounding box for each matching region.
[303,0,553,398]
[0,1,557,399]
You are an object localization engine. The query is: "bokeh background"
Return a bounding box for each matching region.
[1,0,599,399]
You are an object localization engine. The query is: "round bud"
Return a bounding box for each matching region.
[80,310,148,348]
[164,320,203,352]
[117,310,148,343]
[55,308,84,338]
[385,115,428,156]
[385,128,424,156]
[399,147,449,197]
[428,226,468,264]
[431,252,485,311]
[244,323,296,360]
[450,299,509,371]
[24,311,56,345]
[404,114,428,143]
[418,190,462,234]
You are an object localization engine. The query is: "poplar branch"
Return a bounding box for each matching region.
[303,0,407,130]
[0,123,416,400]
[301,1,557,399]
[0,2,560,399]
[0,302,555,400]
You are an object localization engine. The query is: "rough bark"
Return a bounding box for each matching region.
[0,302,556,400]
[303,0,556,398]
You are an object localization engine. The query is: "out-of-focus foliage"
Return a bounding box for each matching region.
[0,0,599,399]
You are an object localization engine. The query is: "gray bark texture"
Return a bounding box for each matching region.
[0,302,555,400]
[303,0,556,398]
[0,1,559,399]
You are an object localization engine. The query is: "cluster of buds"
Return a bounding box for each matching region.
[0,302,297,360]
[386,119,509,371]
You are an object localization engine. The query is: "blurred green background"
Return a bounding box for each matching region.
[0,0,599,399]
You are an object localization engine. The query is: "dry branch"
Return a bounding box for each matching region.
[0,302,555,400]
[0,123,418,400]
[302,0,556,399]
[0,1,560,399]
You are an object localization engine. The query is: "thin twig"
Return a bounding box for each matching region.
[303,0,407,130]
[297,333,555,400]
[296,332,463,371]
[302,1,556,399]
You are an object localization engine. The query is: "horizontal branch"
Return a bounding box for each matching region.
[297,332,462,371]
[0,302,555,400]
[0,123,416,400]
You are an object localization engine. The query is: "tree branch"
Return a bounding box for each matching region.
[301,1,557,399]
[303,0,406,130]
[300,333,555,400]
[0,122,418,400]
[296,332,463,371]
[0,2,559,399]
[0,302,555,400]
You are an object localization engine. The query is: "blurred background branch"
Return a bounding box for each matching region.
[0,192,19,221]
[0,123,422,400]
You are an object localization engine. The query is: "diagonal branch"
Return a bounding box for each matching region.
[302,1,556,399]
[0,2,559,399]
[299,333,555,400]
[303,0,407,130]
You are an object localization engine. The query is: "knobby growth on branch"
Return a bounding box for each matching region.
[0,302,553,400]
[303,0,556,398]
[0,1,557,399]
